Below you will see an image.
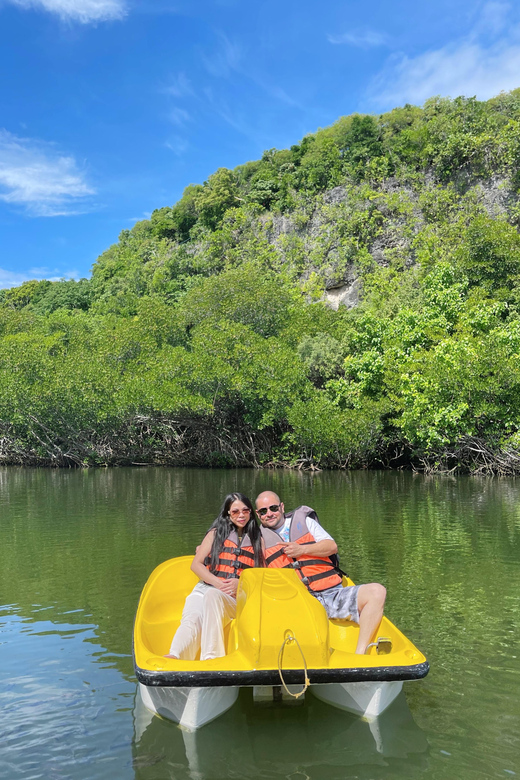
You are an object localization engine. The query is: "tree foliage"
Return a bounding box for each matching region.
[3,89,520,471]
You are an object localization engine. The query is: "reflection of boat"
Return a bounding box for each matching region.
[133,556,428,730]
[132,688,430,780]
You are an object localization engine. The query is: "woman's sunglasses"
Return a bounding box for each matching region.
[256,504,281,517]
[229,508,251,517]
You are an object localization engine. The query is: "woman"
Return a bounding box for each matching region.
[166,492,264,661]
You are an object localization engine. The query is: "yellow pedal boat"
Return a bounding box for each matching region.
[133,556,429,730]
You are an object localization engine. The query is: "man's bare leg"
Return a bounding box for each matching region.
[355,583,387,654]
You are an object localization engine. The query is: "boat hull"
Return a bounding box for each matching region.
[311,680,403,720]
[137,677,406,728]
[139,682,239,731]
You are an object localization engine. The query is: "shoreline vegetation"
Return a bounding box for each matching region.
[4,90,520,474]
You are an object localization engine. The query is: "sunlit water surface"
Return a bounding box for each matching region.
[1,467,519,780]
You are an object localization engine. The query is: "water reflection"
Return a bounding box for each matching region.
[2,467,520,779]
[0,605,134,780]
[132,688,429,780]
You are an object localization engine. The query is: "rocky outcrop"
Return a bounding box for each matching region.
[257,173,518,309]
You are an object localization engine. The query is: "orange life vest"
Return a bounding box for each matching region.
[204,530,255,579]
[261,506,342,592]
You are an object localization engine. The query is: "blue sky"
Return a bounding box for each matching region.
[1,0,520,288]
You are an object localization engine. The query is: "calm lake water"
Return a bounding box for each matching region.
[1,467,519,780]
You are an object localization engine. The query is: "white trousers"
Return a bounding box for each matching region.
[168,582,237,661]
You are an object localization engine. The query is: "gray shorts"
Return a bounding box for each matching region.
[312,584,361,624]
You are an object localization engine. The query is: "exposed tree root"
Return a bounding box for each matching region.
[1,418,520,474]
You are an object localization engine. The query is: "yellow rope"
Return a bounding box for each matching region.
[277,633,310,699]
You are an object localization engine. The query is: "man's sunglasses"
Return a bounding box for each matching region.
[257,504,281,517]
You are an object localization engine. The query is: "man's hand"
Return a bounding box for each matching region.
[217,578,239,596]
[283,542,306,559]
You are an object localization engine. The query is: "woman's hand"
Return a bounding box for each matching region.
[190,532,239,594]
[217,578,239,597]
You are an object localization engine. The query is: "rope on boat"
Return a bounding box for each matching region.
[277,633,310,699]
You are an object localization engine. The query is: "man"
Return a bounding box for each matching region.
[255,490,387,655]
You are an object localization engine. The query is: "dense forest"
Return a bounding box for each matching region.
[3,89,520,473]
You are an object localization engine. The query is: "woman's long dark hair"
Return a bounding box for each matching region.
[208,492,265,571]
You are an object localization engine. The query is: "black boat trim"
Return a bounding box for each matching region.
[134,660,429,688]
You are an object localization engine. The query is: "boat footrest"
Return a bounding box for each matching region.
[253,684,305,706]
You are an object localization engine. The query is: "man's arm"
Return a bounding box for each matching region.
[283,515,337,559]
[283,538,338,559]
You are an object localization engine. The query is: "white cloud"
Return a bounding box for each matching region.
[0,268,36,288]
[6,0,126,23]
[368,3,520,108]
[202,89,260,143]
[0,130,95,216]
[165,135,188,156]
[328,28,388,48]
[169,107,191,126]
[202,32,241,78]
[251,79,303,109]
[0,266,79,289]
[29,266,80,280]
[161,72,193,99]
[472,1,509,37]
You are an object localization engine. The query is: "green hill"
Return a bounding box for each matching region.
[3,90,520,473]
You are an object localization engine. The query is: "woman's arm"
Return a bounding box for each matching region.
[190,530,225,588]
[217,536,265,596]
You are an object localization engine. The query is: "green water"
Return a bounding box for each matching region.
[1,467,519,780]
